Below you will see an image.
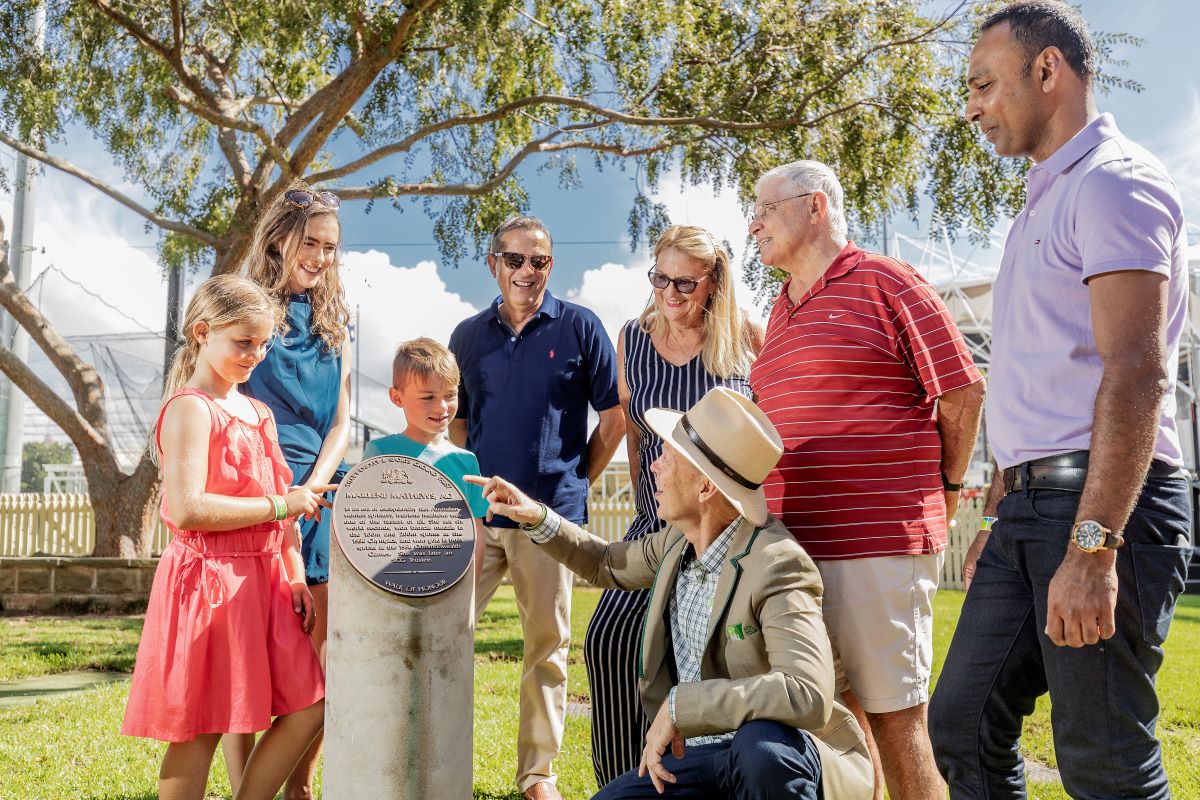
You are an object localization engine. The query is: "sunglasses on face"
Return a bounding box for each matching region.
[283,189,341,210]
[647,269,708,295]
[493,252,553,271]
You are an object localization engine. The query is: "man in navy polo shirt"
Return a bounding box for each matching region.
[450,215,624,800]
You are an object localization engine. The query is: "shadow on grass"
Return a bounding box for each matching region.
[83,794,159,800]
[479,605,521,624]
[0,671,129,708]
[474,792,522,799]
[475,637,524,660]
[2,639,137,671]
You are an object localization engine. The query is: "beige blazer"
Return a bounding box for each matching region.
[539,514,873,799]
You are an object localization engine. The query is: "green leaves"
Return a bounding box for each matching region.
[0,1,1141,275]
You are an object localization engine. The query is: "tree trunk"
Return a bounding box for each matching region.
[212,202,259,276]
[88,454,162,558]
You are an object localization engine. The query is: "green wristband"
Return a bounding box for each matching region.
[520,503,548,531]
[269,494,287,521]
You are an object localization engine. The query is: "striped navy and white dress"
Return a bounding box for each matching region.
[583,318,752,787]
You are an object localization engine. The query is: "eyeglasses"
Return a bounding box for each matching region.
[492,252,553,271]
[647,269,709,295]
[748,192,813,223]
[283,189,341,210]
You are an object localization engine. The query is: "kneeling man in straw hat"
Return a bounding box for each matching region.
[467,387,872,800]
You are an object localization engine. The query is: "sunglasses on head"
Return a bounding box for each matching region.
[647,269,708,295]
[283,189,341,210]
[493,251,552,271]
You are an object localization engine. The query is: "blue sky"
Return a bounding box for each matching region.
[325,0,1200,308]
[4,0,1199,436]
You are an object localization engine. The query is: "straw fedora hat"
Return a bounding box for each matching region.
[644,387,784,526]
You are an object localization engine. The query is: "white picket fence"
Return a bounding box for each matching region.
[0,484,984,589]
[0,493,172,557]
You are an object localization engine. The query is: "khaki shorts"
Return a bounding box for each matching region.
[815,552,944,714]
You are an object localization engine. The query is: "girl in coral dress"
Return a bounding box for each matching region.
[122,274,333,800]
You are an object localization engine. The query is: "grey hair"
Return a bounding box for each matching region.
[488,215,554,254]
[755,160,848,239]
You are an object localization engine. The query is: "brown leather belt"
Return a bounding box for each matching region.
[1002,450,1188,494]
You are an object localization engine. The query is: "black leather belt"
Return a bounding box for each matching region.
[1002,450,1188,494]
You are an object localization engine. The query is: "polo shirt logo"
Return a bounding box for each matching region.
[549,349,555,359]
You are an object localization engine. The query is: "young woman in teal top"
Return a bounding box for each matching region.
[232,182,351,800]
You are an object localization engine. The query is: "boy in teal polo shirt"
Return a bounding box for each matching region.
[363,338,489,575]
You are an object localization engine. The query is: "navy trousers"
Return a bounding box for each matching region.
[929,477,1191,799]
[592,720,824,800]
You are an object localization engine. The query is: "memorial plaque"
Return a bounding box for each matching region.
[333,455,474,597]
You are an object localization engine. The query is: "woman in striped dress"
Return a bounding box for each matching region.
[582,224,762,786]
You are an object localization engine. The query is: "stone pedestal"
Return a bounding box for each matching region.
[325,541,474,798]
[324,454,477,798]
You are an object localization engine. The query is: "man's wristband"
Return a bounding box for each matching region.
[942,474,963,492]
[980,515,998,532]
[267,494,287,521]
[520,503,549,531]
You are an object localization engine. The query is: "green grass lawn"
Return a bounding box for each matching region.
[1,589,1198,799]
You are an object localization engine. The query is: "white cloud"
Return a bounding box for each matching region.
[339,250,479,432]
[1,180,485,446]
[565,260,653,344]
[1154,92,1200,226]
[561,172,769,350]
[3,190,166,338]
[652,174,769,322]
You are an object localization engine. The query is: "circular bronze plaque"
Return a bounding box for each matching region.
[333,455,475,597]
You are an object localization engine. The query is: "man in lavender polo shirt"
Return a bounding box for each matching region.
[929,3,1191,799]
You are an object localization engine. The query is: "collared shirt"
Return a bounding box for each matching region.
[523,509,740,746]
[987,114,1188,469]
[666,517,739,747]
[749,243,982,560]
[449,291,619,527]
[362,432,490,519]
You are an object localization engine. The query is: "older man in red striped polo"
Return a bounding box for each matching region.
[747,160,986,800]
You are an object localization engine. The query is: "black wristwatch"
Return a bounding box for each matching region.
[941,474,963,492]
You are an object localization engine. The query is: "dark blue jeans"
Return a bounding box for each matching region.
[929,477,1191,799]
[592,720,823,800]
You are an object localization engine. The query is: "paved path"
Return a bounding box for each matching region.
[0,670,128,708]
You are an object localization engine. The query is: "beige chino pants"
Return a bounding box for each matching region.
[475,523,574,793]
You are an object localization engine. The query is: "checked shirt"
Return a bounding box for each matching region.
[523,509,740,747]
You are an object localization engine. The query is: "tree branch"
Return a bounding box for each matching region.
[792,6,968,118]
[167,85,292,177]
[0,345,111,464]
[0,244,112,460]
[285,0,443,175]
[0,133,218,245]
[333,132,699,199]
[89,0,209,101]
[306,87,894,185]
[87,0,173,61]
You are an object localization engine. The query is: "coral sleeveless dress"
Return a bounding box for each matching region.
[121,388,325,742]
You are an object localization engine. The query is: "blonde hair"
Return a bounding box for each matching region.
[154,274,282,462]
[638,225,758,380]
[243,179,349,352]
[392,337,460,391]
